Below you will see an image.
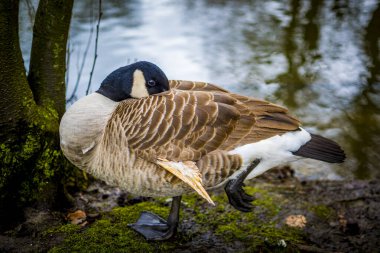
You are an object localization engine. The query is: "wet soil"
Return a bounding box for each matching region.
[1,168,379,252]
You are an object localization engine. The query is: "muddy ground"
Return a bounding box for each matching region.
[0,168,379,252]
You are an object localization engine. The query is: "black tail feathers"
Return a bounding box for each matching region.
[292,134,346,163]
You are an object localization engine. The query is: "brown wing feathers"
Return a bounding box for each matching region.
[171,80,300,146]
[101,80,302,188]
[110,80,300,164]
[170,80,229,93]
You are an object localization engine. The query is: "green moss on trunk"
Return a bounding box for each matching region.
[0,0,85,231]
[0,103,88,230]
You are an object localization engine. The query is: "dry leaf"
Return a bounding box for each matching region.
[285,214,307,228]
[67,210,87,225]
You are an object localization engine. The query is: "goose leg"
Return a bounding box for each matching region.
[225,159,260,212]
[128,195,181,241]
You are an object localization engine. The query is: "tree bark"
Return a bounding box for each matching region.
[28,0,74,118]
[0,0,34,141]
[0,0,84,231]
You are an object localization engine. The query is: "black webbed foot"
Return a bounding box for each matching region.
[128,211,177,240]
[238,183,255,202]
[224,159,260,212]
[225,181,254,212]
[128,196,181,241]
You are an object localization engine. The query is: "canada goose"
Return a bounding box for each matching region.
[60,61,345,240]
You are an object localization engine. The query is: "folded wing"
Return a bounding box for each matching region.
[103,80,300,198]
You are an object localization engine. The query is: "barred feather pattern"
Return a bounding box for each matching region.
[62,80,301,197]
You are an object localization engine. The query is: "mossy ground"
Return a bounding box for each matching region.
[47,186,303,253]
[308,204,334,220]
[2,179,378,252]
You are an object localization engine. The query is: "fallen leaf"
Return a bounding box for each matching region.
[67,210,87,225]
[285,215,307,228]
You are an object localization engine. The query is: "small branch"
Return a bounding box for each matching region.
[65,37,71,88]
[67,5,95,103]
[25,0,35,25]
[86,0,102,95]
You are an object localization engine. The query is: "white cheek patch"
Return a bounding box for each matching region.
[131,69,149,98]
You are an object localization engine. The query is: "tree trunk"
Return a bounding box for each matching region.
[0,0,33,141]
[28,0,73,119]
[0,0,85,231]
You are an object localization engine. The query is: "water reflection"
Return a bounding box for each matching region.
[274,0,311,108]
[345,3,380,179]
[20,0,380,179]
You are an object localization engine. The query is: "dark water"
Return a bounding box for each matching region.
[20,0,380,180]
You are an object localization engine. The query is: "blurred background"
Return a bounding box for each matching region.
[20,0,380,180]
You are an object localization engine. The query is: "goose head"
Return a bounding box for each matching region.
[96,61,170,101]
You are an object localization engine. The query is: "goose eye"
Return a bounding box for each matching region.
[148,80,156,87]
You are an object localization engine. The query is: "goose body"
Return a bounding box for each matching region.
[60,61,345,240]
[60,80,309,196]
